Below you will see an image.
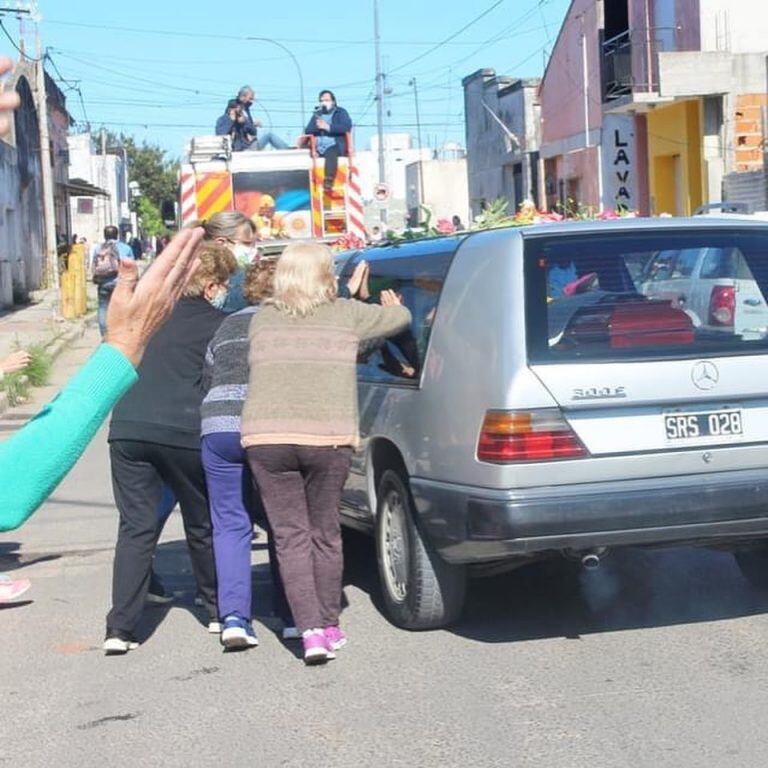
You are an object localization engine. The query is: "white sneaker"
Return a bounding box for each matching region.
[103,632,140,655]
[281,626,301,640]
[208,620,222,634]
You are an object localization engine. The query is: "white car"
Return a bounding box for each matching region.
[640,246,768,340]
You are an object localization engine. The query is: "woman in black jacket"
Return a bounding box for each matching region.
[104,244,236,654]
[303,89,353,192]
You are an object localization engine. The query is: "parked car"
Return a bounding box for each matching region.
[336,217,768,630]
[639,246,768,340]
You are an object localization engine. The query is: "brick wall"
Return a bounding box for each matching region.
[734,94,767,172]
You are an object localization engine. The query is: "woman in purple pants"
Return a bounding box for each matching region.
[201,260,295,649]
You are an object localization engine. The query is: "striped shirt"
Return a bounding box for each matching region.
[201,305,259,436]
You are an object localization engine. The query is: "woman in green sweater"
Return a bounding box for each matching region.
[0,226,204,534]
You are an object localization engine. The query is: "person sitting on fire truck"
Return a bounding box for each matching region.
[232,86,290,151]
[215,99,255,152]
[300,89,352,192]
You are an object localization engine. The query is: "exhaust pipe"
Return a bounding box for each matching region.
[581,551,601,570]
[563,547,608,570]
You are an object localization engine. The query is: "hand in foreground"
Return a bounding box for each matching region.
[105,228,204,366]
[0,57,21,138]
[1,350,31,375]
[316,118,330,131]
[346,260,369,298]
[379,289,402,306]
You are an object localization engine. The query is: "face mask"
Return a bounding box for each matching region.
[209,287,229,310]
[232,242,258,265]
[320,100,334,113]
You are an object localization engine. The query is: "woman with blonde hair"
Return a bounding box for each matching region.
[105,243,236,654]
[242,242,411,664]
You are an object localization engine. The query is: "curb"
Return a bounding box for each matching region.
[0,312,95,419]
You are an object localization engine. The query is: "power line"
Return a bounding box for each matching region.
[387,0,508,76]
[0,17,43,61]
[42,19,525,46]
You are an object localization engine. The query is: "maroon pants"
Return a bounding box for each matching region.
[246,444,353,633]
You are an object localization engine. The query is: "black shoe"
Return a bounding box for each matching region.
[146,571,173,605]
[103,629,139,655]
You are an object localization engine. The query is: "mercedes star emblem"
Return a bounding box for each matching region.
[691,361,719,391]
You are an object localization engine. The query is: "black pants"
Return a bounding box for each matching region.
[322,145,343,190]
[106,440,218,634]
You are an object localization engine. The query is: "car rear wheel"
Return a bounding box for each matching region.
[375,468,466,630]
[734,546,768,590]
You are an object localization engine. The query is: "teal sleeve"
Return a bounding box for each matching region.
[0,344,138,531]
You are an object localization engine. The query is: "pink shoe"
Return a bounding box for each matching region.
[0,578,31,603]
[302,629,336,665]
[324,625,347,651]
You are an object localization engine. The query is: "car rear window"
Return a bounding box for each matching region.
[524,228,768,362]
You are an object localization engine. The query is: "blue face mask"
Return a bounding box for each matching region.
[209,288,229,310]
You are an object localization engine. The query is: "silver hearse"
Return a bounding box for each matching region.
[336,217,768,629]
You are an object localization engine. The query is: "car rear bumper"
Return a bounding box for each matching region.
[409,468,768,564]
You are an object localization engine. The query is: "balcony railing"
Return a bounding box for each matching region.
[602,28,671,102]
[602,30,633,101]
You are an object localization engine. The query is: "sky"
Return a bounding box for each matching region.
[8,0,572,160]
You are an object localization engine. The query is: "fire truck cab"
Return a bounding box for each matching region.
[180,135,365,250]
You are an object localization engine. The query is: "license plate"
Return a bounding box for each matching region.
[664,409,743,440]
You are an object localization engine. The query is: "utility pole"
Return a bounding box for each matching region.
[409,77,425,220]
[373,0,387,225]
[35,27,59,292]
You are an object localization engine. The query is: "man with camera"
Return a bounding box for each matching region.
[215,86,290,151]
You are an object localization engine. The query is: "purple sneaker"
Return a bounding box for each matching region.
[302,629,335,665]
[324,625,347,651]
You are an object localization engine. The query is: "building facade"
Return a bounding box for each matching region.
[0,61,71,307]
[463,69,541,219]
[67,132,130,247]
[536,0,768,215]
[405,156,470,227]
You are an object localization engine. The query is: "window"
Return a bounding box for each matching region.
[525,229,768,362]
[340,240,459,384]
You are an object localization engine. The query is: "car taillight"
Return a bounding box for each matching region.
[477,409,587,463]
[709,285,735,326]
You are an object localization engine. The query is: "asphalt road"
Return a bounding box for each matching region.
[3,329,768,767]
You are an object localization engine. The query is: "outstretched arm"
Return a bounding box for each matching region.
[0,227,203,532]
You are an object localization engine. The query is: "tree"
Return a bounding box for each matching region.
[136,197,165,237]
[101,129,178,215]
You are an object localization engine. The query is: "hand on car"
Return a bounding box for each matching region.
[1,350,31,375]
[105,228,204,366]
[380,289,402,306]
[0,57,21,138]
[346,260,369,298]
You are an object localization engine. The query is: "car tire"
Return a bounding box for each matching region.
[375,468,466,630]
[734,547,768,590]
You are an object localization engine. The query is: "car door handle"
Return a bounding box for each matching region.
[743,298,762,306]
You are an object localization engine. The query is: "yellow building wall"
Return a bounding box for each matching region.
[647,100,705,216]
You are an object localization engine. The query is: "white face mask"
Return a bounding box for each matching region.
[232,242,258,265]
[320,100,334,113]
[209,287,229,310]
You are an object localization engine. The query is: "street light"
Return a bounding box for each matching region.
[408,77,425,223]
[246,36,306,131]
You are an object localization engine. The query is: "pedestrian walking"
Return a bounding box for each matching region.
[91,225,134,337]
[242,242,411,664]
[104,243,236,655]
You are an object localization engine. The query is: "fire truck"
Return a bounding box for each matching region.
[179,134,366,251]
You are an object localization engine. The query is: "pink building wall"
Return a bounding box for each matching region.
[539,0,603,146]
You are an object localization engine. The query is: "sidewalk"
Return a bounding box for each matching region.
[0,287,95,416]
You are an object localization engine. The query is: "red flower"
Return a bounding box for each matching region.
[435,218,456,234]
